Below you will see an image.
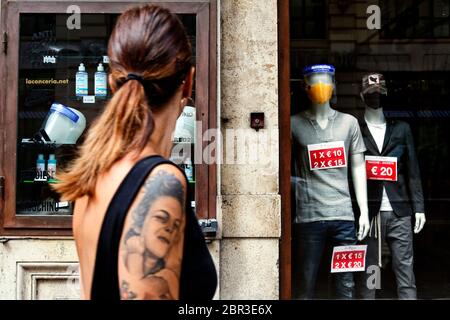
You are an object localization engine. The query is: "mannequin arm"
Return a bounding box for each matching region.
[404,124,425,215]
[351,153,370,240]
[414,213,426,234]
[403,124,426,234]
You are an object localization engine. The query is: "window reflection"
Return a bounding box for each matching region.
[290,0,450,299]
[16,13,197,216]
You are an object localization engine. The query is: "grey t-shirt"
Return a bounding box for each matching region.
[291,109,366,223]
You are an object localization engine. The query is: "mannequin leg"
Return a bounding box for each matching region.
[331,221,357,299]
[385,211,417,299]
[297,222,327,299]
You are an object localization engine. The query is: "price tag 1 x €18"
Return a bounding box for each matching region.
[308,141,347,171]
[365,156,398,181]
[331,245,367,273]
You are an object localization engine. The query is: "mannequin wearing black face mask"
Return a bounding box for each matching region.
[361,91,384,123]
[362,91,382,110]
[356,76,425,300]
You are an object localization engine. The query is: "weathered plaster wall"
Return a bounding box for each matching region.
[0,238,80,299]
[0,237,220,300]
[220,0,280,300]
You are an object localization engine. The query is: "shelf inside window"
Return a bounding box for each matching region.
[21,179,59,184]
[19,140,77,149]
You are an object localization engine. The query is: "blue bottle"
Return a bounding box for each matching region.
[76,63,88,97]
[36,154,46,180]
[47,154,57,181]
[95,63,107,97]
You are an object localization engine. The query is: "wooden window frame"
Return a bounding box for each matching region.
[278,0,292,300]
[0,0,217,236]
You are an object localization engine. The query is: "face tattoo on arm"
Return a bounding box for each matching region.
[120,169,186,300]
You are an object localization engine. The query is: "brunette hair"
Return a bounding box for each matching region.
[53,5,192,200]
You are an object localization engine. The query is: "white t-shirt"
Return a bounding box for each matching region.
[365,117,393,211]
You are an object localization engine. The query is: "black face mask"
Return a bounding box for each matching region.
[363,92,382,109]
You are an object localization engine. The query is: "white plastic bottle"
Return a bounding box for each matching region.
[184,157,194,182]
[36,154,46,180]
[94,63,107,97]
[47,154,57,180]
[76,63,88,97]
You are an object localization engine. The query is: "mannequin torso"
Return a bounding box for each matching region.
[308,101,333,129]
[291,100,370,240]
[363,106,425,233]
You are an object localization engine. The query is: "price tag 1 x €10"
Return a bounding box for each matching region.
[308,141,347,171]
[331,245,367,273]
[365,156,398,181]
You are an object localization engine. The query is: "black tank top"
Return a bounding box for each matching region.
[90,155,217,300]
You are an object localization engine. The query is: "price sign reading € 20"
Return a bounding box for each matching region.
[331,245,367,273]
[365,156,398,181]
[308,141,347,171]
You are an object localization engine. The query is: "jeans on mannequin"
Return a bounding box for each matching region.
[296,220,357,299]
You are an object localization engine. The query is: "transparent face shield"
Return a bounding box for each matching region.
[33,103,86,145]
[303,65,336,105]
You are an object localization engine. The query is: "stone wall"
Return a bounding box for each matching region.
[220,0,280,300]
[0,238,79,299]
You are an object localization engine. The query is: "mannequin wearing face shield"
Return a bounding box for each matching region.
[356,73,425,300]
[291,65,370,299]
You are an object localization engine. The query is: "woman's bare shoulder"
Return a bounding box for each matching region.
[149,163,187,185]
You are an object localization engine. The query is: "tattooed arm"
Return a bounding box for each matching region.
[118,164,187,300]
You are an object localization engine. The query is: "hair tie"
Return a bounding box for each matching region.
[125,73,145,86]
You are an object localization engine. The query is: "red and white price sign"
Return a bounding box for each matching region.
[308,141,347,171]
[331,245,367,273]
[365,156,398,181]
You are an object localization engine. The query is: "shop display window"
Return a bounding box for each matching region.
[0,1,217,236]
[286,0,450,299]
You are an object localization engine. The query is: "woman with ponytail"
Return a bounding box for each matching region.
[53,5,217,300]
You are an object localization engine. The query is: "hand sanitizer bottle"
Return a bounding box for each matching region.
[36,154,46,180]
[47,154,57,181]
[95,63,107,97]
[76,63,88,97]
[185,157,194,182]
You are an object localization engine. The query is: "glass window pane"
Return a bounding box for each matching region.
[16,13,197,216]
[17,13,118,216]
[290,0,450,299]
